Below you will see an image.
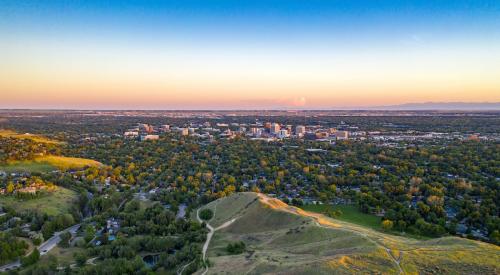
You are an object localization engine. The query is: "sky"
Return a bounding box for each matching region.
[1,0,499,109]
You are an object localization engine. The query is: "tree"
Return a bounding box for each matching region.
[199,209,213,221]
[74,252,87,266]
[84,225,96,243]
[125,200,140,213]
[32,237,42,246]
[21,248,40,267]
[59,231,72,248]
[291,198,303,206]
[0,233,28,264]
[6,182,14,194]
[381,220,394,231]
[490,230,500,245]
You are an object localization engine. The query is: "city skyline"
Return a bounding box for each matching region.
[1,1,500,109]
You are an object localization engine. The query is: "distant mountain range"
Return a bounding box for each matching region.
[368,102,500,111]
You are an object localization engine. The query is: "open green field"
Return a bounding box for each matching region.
[0,187,77,216]
[0,155,101,173]
[42,246,85,266]
[197,192,500,275]
[0,129,62,144]
[300,204,381,230]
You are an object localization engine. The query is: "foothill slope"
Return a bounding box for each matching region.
[196,192,500,274]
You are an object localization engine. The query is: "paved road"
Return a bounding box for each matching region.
[0,260,21,272]
[40,224,81,255]
[0,223,81,272]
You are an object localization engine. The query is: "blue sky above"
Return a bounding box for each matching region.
[3,0,499,46]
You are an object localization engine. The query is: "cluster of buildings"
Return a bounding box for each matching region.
[123,123,160,141]
[123,122,352,142]
[223,122,350,141]
[124,123,213,141]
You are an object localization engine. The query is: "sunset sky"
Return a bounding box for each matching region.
[1,0,499,109]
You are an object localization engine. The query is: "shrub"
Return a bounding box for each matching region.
[32,237,42,246]
[381,220,394,231]
[226,241,246,254]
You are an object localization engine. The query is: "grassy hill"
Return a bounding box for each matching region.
[0,129,101,173]
[0,156,102,173]
[300,204,382,230]
[197,192,500,274]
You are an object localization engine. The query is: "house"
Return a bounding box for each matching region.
[106,218,120,236]
[21,223,31,232]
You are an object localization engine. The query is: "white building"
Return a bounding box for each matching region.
[296,125,306,135]
[271,123,281,134]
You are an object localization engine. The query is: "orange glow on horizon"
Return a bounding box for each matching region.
[1,41,499,109]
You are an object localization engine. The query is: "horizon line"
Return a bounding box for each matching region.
[1,102,500,112]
